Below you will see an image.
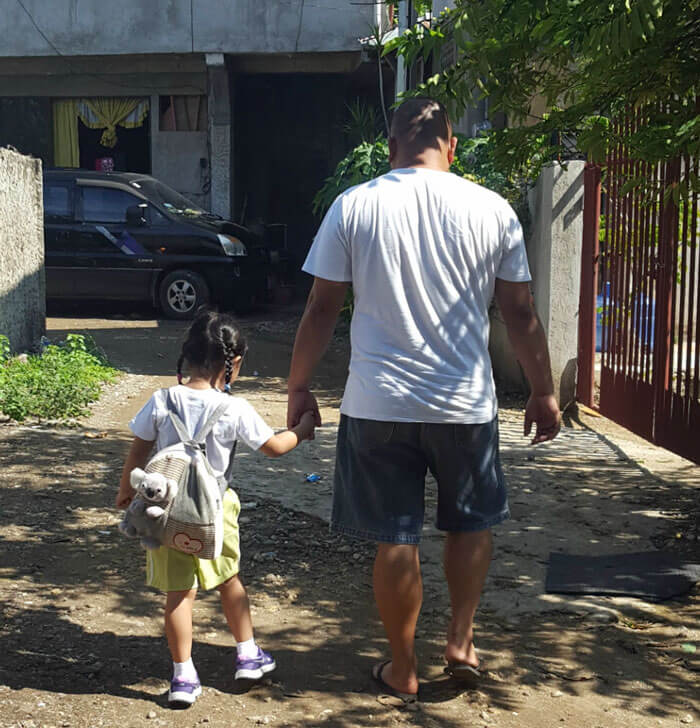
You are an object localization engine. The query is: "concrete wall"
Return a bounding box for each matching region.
[149,93,209,209]
[490,162,585,408]
[0,0,381,57]
[0,147,45,352]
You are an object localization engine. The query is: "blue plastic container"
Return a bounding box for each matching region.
[595,282,610,353]
[595,282,655,353]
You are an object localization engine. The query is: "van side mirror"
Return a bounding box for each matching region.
[126,204,147,227]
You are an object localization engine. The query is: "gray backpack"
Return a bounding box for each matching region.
[124,390,235,560]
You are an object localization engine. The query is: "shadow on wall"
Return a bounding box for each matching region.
[0,268,46,352]
[0,146,45,352]
[559,357,578,410]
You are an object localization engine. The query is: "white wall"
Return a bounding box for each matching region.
[490,162,585,408]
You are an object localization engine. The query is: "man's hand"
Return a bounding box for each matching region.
[524,393,561,444]
[288,388,322,430]
[296,410,317,441]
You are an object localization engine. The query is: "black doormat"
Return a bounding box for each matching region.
[545,551,700,601]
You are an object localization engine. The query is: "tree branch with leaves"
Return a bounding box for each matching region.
[387,0,699,191]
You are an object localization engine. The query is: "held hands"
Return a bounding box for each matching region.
[287,388,322,430]
[524,393,561,445]
[297,410,317,441]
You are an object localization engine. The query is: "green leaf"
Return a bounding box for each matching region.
[619,176,644,196]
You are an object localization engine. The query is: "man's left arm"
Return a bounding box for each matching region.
[287,277,349,429]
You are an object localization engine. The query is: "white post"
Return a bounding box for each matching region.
[395,0,409,100]
[527,161,586,408]
[206,53,231,219]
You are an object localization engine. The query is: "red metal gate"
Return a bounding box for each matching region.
[577,112,700,464]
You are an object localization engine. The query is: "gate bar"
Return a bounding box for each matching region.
[577,163,601,407]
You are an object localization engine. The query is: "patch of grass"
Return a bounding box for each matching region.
[0,334,119,421]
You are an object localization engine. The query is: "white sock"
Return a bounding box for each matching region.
[236,637,259,659]
[173,658,198,682]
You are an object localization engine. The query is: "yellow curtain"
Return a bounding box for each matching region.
[82,98,148,148]
[52,99,80,168]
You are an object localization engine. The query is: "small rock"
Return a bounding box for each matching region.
[352,552,362,560]
[146,710,157,719]
[589,610,618,624]
[551,690,564,697]
[681,715,693,724]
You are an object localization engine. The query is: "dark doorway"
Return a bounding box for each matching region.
[0,97,52,164]
[78,116,150,173]
[234,69,387,279]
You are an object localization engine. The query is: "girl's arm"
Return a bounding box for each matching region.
[115,436,155,508]
[259,411,316,458]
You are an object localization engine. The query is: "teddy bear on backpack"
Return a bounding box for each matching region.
[118,469,178,550]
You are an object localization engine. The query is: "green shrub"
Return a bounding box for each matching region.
[313,132,535,322]
[313,138,391,217]
[313,132,531,228]
[0,334,119,421]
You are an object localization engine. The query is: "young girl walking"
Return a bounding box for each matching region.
[116,309,315,706]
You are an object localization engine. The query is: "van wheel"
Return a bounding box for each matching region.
[159,270,209,320]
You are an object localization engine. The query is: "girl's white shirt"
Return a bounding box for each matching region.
[129,385,274,478]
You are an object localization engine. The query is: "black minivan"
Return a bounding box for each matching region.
[43,170,276,319]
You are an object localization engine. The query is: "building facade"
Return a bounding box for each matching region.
[0,1,390,260]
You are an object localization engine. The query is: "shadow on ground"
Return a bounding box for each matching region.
[0,419,698,726]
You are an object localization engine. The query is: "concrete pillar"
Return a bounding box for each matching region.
[206,53,231,219]
[0,148,45,351]
[526,161,585,409]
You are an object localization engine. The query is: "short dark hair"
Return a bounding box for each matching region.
[390,98,451,154]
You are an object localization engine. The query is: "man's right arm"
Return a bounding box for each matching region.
[287,277,349,429]
[494,279,561,443]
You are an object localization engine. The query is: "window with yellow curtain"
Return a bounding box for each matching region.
[52,97,150,168]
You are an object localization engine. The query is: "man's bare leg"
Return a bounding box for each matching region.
[444,530,493,667]
[373,543,422,695]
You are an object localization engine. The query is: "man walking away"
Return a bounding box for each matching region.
[287,98,560,701]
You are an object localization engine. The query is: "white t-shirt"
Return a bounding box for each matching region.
[129,386,274,478]
[303,167,531,424]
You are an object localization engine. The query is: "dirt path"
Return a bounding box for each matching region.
[0,311,698,728]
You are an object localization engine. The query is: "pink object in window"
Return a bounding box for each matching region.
[95,157,115,172]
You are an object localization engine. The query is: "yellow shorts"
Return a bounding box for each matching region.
[146,489,241,592]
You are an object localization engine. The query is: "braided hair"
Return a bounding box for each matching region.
[176,309,248,393]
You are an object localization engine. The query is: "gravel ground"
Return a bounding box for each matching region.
[0,309,697,728]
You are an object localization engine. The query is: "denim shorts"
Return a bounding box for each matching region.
[331,415,509,545]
